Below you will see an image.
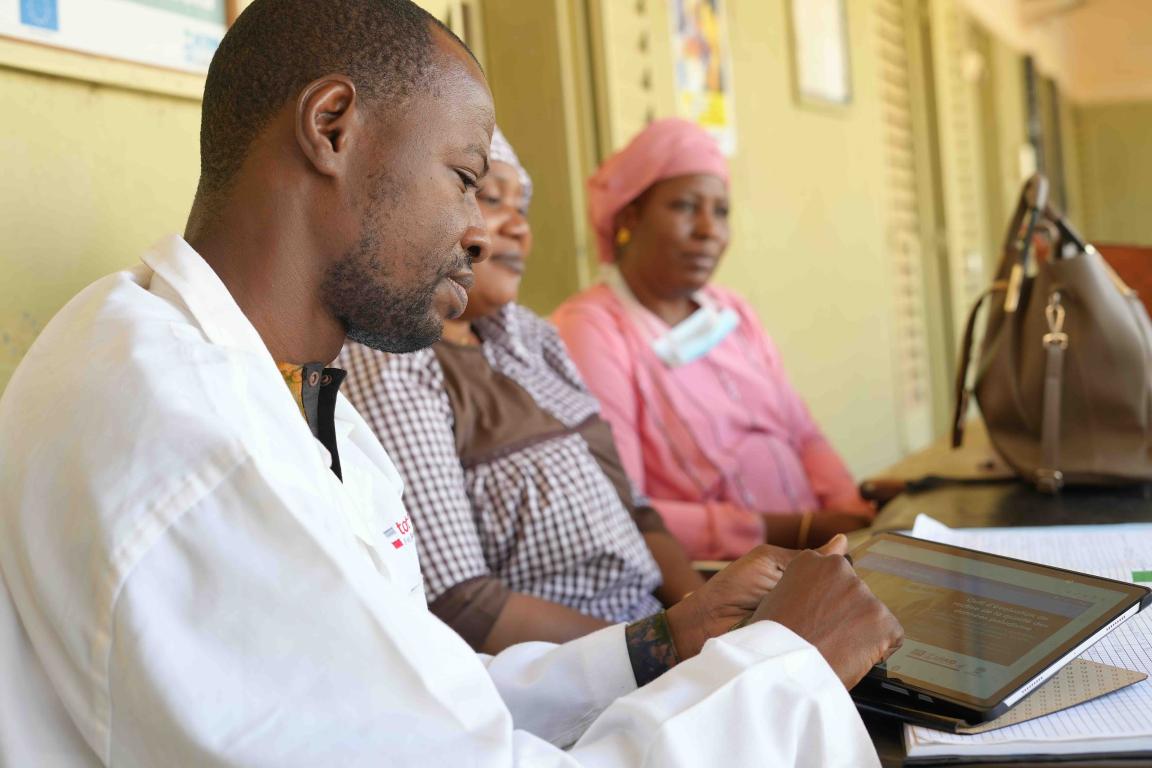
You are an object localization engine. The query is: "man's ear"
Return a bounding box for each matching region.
[295,75,359,178]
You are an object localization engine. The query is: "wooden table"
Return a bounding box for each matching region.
[856,425,1152,766]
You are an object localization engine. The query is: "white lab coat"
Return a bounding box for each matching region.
[0,236,879,767]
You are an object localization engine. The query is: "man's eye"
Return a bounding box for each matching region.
[715,206,730,218]
[670,200,695,211]
[456,170,479,190]
[478,194,502,206]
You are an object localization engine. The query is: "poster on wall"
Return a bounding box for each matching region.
[669,0,736,155]
[0,0,226,74]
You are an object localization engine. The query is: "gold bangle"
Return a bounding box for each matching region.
[797,511,814,549]
[729,613,754,633]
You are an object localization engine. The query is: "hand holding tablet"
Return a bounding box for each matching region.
[751,549,905,688]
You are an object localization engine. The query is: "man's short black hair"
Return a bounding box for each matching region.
[198,0,467,197]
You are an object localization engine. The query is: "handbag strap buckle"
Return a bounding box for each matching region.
[1043,292,1068,348]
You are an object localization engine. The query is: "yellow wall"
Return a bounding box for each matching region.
[1076,101,1152,247]
[710,0,904,475]
[481,0,599,313]
[0,62,201,391]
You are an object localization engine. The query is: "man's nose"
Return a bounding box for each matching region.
[462,223,491,264]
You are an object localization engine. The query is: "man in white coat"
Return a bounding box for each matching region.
[0,1,903,765]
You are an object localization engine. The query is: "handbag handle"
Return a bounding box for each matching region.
[954,176,1051,448]
[1044,203,1087,255]
[1000,174,1050,312]
[951,286,999,448]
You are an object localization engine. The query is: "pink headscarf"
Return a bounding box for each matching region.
[587,118,730,263]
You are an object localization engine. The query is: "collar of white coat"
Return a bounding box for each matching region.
[139,236,407,547]
[141,234,274,355]
[139,235,387,465]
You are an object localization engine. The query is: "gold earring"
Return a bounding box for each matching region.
[615,227,632,246]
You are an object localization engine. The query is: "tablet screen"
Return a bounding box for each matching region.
[853,534,1148,708]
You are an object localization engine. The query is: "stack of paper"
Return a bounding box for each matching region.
[902,516,1152,762]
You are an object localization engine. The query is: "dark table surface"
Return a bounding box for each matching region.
[853,430,1152,766]
[868,480,1152,534]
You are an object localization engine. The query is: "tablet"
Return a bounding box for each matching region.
[849,532,1152,725]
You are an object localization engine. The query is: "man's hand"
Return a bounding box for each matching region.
[751,550,904,688]
[665,535,849,660]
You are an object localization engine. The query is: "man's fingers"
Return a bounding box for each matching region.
[746,543,797,571]
[816,533,848,556]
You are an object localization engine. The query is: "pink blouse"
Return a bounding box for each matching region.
[552,283,870,560]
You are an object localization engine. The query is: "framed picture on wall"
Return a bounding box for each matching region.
[788,0,852,108]
[0,0,230,75]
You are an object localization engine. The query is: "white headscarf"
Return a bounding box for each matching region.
[490,126,533,209]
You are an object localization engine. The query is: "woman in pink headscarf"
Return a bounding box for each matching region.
[553,118,872,562]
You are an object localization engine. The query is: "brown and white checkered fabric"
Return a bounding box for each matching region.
[339,304,662,623]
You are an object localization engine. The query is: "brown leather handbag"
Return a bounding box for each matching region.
[952,175,1152,492]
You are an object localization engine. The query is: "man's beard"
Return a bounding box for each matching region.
[322,215,459,354]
